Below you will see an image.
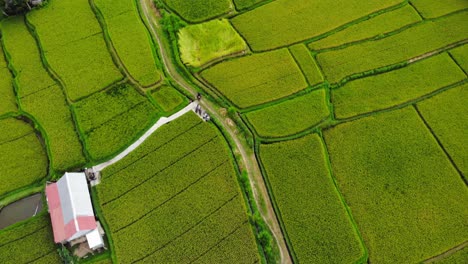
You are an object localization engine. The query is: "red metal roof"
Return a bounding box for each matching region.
[46,176,97,243]
[46,183,66,243]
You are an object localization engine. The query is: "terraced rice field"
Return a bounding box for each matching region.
[96,113,260,263]
[0,118,47,196]
[201,49,307,108]
[323,107,467,263]
[27,0,123,100]
[0,0,466,263]
[162,0,233,23]
[1,16,86,171]
[74,84,161,161]
[259,134,365,263]
[93,0,162,86]
[0,214,59,263]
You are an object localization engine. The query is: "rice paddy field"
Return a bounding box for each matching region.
[0,0,467,263]
[96,113,260,263]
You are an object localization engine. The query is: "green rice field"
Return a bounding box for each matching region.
[0,0,466,263]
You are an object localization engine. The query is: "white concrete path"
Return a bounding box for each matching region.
[92,102,198,172]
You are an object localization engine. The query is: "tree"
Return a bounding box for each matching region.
[2,0,31,15]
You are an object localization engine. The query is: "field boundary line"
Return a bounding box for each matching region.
[188,220,249,263]
[318,131,369,263]
[131,194,239,263]
[413,105,467,186]
[336,79,468,126]
[88,0,163,90]
[102,136,219,206]
[0,130,35,147]
[0,225,47,249]
[92,101,196,171]
[104,120,203,178]
[422,241,468,263]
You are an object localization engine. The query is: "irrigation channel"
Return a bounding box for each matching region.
[139,0,292,263]
[0,193,42,230]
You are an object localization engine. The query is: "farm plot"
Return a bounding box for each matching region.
[178,19,247,68]
[0,118,47,196]
[450,44,468,73]
[150,85,187,113]
[308,4,421,51]
[96,112,260,263]
[0,46,16,115]
[27,0,123,100]
[410,0,468,19]
[2,17,85,171]
[0,213,59,263]
[417,83,468,178]
[317,10,468,83]
[94,0,162,87]
[259,134,364,263]
[289,44,324,86]
[233,0,267,11]
[163,0,233,23]
[246,89,329,138]
[332,53,466,119]
[323,107,468,263]
[74,83,160,161]
[1,17,86,171]
[230,0,403,51]
[201,49,307,108]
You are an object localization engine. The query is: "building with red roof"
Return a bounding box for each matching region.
[45,172,103,248]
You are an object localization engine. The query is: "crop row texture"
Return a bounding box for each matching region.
[201,48,307,108]
[27,0,123,101]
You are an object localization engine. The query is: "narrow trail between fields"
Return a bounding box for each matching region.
[92,102,197,172]
[139,0,292,263]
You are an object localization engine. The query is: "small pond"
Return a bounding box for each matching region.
[0,193,43,230]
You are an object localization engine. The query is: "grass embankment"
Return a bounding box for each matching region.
[324,107,468,263]
[178,19,247,68]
